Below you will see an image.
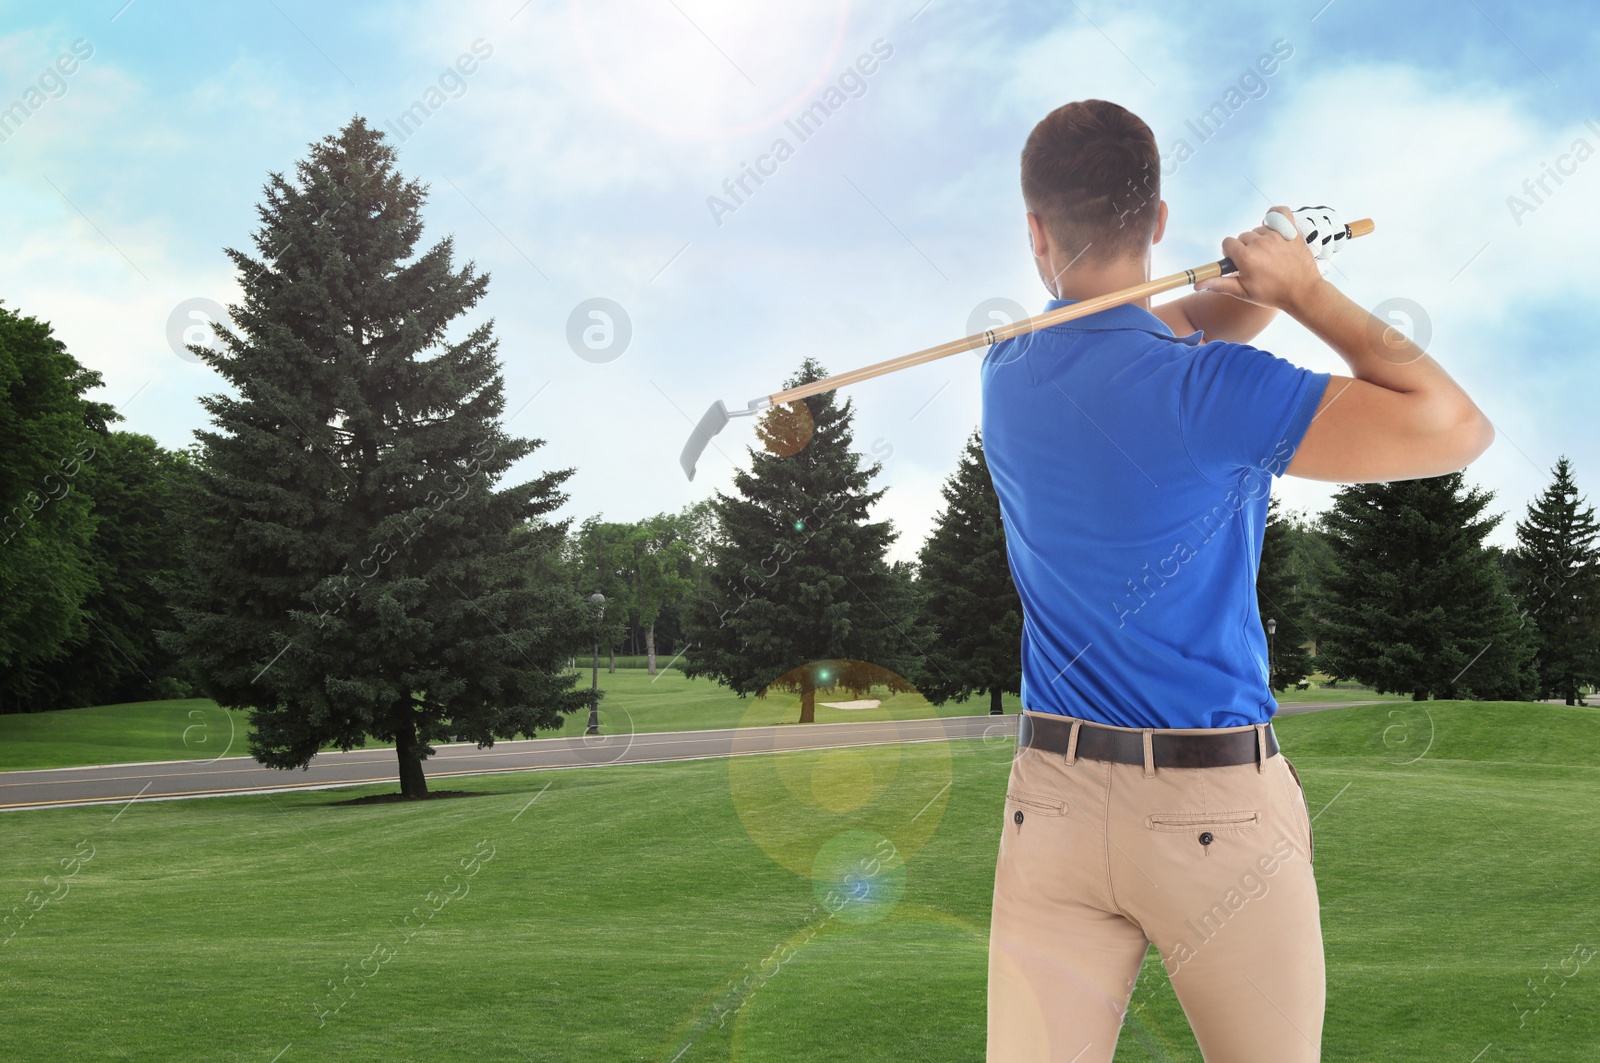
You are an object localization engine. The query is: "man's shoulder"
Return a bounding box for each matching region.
[1179,338,1295,384]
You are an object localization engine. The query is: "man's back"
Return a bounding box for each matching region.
[981,300,1326,728]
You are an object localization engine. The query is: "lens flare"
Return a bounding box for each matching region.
[757,399,814,458]
[726,660,950,877]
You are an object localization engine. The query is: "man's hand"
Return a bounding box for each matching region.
[1194,206,1326,312]
[1264,206,1347,275]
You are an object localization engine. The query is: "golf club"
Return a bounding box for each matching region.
[678,217,1375,480]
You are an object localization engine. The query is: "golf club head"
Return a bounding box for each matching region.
[680,400,731,481]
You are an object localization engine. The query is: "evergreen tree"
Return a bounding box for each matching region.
[914,430,1022,715]
[1256,498,1314,691]
[1318,474,1536,701]
[1293,522,1340,657]
[164,118,590,797]
[1292,519,1358,684]
[681,359,915,722]
[0,303,110,711]
[1512,457,1600,704]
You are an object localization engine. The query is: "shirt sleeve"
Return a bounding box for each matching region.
[1178,341,1329,484]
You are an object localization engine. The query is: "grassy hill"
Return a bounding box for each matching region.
[0,699,248,771]
[0,701,1594,1060]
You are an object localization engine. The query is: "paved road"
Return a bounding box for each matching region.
[0,702,1385,813]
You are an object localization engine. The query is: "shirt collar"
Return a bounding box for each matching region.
[1042,298,1205,346]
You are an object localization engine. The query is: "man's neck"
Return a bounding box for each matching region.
[1048,252,1151,308]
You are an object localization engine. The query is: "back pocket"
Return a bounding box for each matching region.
[1007,789,1068,816]
[1144,810,1258,832]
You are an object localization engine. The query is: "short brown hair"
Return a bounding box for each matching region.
[1021,100,1160,261]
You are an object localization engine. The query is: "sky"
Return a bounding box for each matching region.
[1,0,1596,562]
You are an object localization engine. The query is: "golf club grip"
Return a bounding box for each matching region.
[761,219,1373,407]
[1215,217,1370,279]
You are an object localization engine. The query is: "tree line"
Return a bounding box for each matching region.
[2,117,1595,795]
[1258,465,1599,704]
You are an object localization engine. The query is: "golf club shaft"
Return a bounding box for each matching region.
[763,217,1375,408]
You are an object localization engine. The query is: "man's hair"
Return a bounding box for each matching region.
[1021,100,1160,261]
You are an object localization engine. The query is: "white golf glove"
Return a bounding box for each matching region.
[1262,206,1347,273]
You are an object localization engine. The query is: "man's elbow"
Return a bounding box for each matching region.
[1459,403,1491,461]
[1468,410,1495,462]
[1440,402,1494,468]
[1404,393,1494,473]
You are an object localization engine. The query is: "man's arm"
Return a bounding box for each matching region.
[1151,290,1278,345]
[1195,207,1494,483]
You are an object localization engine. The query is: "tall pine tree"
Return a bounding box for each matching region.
[1318,473,1536,701]
[165,118,590,797]
[1512,457,1600,704]
[681,359,915,723]
[914,430,1022,715]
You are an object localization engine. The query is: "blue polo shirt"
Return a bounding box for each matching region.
[980,300,1328,729]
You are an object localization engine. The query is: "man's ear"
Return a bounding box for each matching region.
[1152,200,1169,246]
[1025,211,1049,258]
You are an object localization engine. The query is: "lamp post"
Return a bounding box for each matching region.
[587,592,606,736]
[1266,618,1277,689]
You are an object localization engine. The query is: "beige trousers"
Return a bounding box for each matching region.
[987,711,1324,1062]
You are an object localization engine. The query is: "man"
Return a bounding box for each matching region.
[981,99,1493,1062]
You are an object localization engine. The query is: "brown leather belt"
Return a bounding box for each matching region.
[1017,712,1277,769]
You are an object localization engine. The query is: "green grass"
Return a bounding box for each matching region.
[0,699,249,771]
[1,701,1596,1060]
[1272,685,1409,703]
